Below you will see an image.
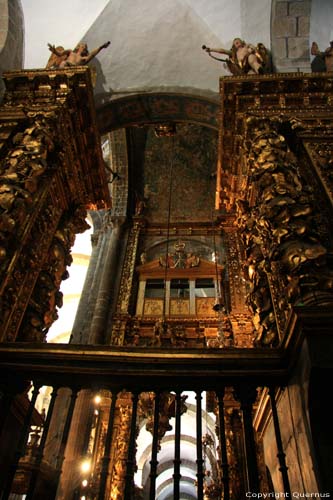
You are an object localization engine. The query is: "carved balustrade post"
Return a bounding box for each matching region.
[173,391,182,500]
[98,391,118,500]
[0,378,30,440]
[55,388,79,500]
[216,388,230,500]
[196,390,204,500]
[124,391,139,499]
[234,384,260,493]
[1,383,41,499]
[268,386,291,496]
[25,386,59,499]
[149,390,160,500]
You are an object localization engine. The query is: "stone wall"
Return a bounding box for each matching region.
[271,0,311,72]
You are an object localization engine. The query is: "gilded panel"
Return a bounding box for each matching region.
[169,299,190,316]
[143,299,164,316]
[196,297,216,317]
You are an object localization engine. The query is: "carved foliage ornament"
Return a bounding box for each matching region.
[0,114,57,275]
[0,114,63,340]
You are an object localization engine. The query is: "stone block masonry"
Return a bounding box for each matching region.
[271,0,311,72]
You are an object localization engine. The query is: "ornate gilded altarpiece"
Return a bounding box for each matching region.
[0,68,110,343]
[217,72,333,346]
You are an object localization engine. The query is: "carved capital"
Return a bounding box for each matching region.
[233,383,258,410]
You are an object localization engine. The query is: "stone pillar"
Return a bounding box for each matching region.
[136,280,146,316]
[189,280,196,315]
[71,211,109,344]
[89,216,126,344]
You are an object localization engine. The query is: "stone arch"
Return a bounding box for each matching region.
[96,93,219,134]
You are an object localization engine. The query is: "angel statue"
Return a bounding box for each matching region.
[202,37,271,75]
[46,41,110,69]
[311,40,333,72]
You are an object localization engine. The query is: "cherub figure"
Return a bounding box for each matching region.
[311,40,333,72]
[203,37,270,75]
[46,41,110,69]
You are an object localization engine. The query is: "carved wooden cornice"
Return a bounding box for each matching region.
[218,72,333,209]
[2,67,111,209]
[140,218,236,236]
[0,305,332,389]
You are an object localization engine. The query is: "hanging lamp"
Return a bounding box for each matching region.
[211,214,226,346]
[157,123,177,321]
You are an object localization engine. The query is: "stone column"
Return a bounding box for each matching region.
[136,280,146,316]
[89,216,126,344]
[70,212,107,344]
[189,280,196,315]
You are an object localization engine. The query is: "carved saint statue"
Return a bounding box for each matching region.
[46,41,110,69]
[311,41,333,72]
[203,37,270,75]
